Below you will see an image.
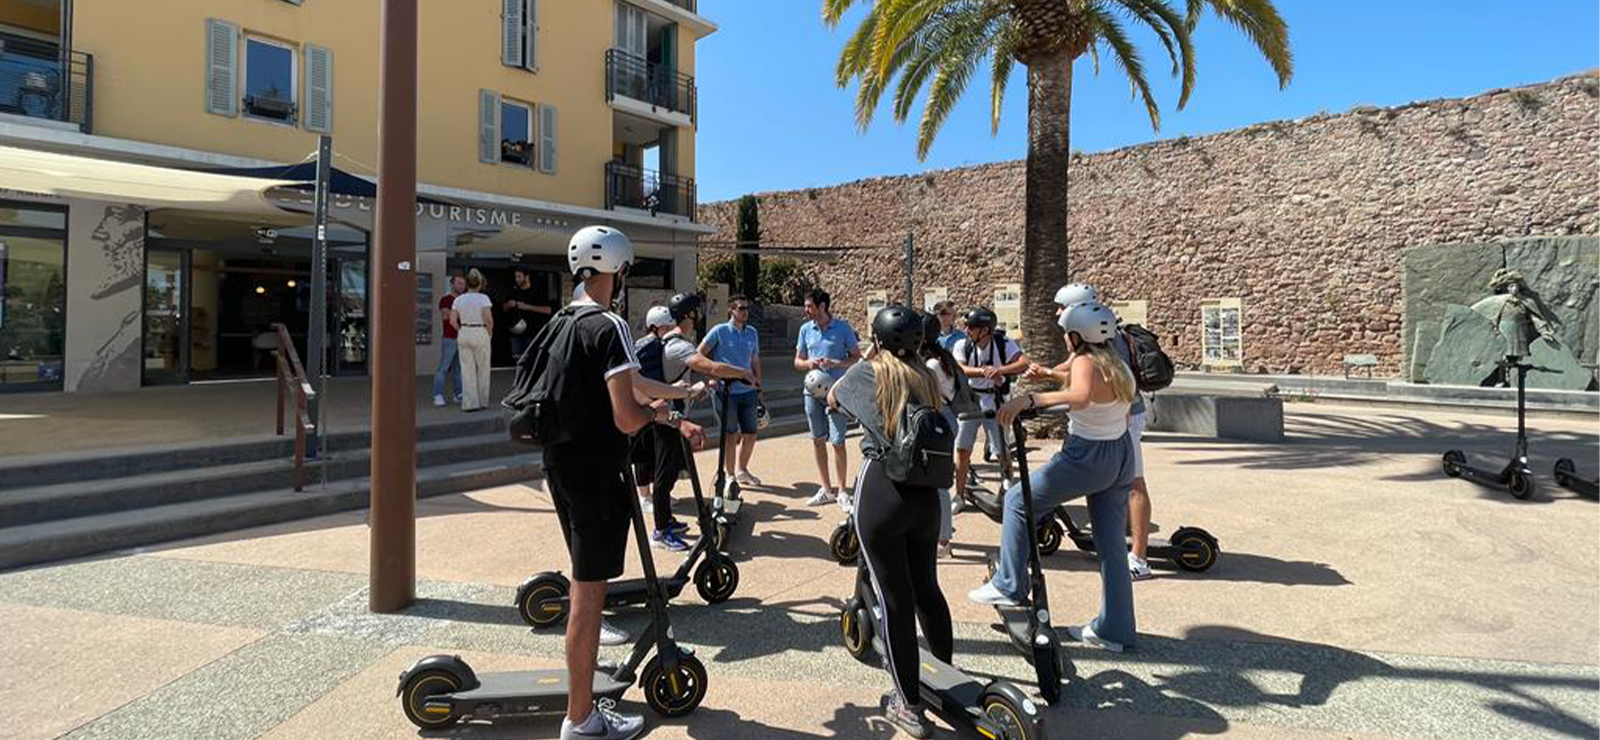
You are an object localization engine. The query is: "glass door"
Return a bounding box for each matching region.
[143,248,188,385]
[330,252,368,376]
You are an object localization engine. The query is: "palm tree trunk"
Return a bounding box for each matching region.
[1021,49,1072,368]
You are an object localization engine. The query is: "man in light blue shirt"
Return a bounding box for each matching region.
[699,294,763,486]
[932,299,966,353]
[792,288,861,506]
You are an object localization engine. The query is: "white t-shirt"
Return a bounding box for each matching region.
[926,357,957,403]
[452,291,493,326]
[951,335,1021,392]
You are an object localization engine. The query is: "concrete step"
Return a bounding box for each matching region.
[0,432,523,527]
[0,451,543,571]
[0,416,505,491]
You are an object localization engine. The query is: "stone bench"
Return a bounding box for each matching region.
[1146,391,1285,442]
[1343,354,1378,378]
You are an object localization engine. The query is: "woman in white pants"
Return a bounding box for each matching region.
[451,269,495,411]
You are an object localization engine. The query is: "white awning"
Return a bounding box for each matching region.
[0,145,295,215]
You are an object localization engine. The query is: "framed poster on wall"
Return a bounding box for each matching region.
[993,283,1022,340]
[923,286,948,313]
[1201,297,1243,368]
[865,290,889,327]
[1109,299,1149,328]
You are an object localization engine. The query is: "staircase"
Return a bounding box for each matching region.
[0,416,538,570]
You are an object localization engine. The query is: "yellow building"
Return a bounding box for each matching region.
[0,0,714,393]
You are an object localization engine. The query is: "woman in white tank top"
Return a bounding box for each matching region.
[967,301,1140,653]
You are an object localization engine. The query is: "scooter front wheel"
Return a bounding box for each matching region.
[1171,527,1220,572]
[694,558,740,603]
[643,655,709,717]
[400,669,462,729]
[1036,520,1063,557]
[1441,450,1466,478]
[829,523,860,564]
[1508,469,1536,500]
[980,685,1044,740]
[840,600,876,662]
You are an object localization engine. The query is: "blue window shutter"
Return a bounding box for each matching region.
[524,0,538,72]
[304,44,332,133]
[502,0,524,68]
[479,89,501,164]
[539,103,557,174]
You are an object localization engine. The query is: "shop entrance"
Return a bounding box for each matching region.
[143,215,369,384]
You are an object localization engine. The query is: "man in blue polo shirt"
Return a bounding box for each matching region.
[792,288,861,506]
[931,300,966,352]
[700,294,763,486]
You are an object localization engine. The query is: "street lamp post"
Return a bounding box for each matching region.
[369,0,418,613]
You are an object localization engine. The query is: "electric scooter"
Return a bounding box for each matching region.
[1553,458,1598,498]
[1050,508,1221,573]
[399,464,709,727]
[708,379,748,551]
[1442,358,1541,500]
[972,407,1066,705]
[516,423,740,627]
[839,547,1047,740]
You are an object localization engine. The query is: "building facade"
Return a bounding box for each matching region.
[0,0,714,393]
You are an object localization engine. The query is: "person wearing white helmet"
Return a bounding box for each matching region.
[544,225,707,740]
[1047,283,1155,581]
[969,301,1139,654]
[628,304,693,534]
[793,287,862,506]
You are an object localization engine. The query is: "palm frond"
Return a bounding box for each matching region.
[915,16,1003,158]
[822,0,868,27]
[870,0,955,81]
[988,22,1019,135]
[1086,6,1162,131]
[1118,0,1196,108]
[835,8,880,87]
[1186,0,1293,87]
[890,7,992,123]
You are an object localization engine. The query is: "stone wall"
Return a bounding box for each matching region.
[699,73,1600,377]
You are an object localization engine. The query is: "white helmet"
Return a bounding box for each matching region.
[1057,301,1119,344]
[804,368,835,399]
[646,305,675,330]
[1053,282,1098,308]
[567,225,634,279]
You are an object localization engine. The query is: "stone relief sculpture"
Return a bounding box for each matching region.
[69,204,145,392]
[1425,267,1592,390]
[89,204,146,301]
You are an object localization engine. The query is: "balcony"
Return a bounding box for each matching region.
[662,0,696,12]
[0,40,91,132]
[606,161,696,222]
[605,48,695,126]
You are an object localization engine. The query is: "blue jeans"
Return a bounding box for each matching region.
[803,393,849,444]
[991,434,1137,647]
[714,390,761,434]
[432,337,460,399]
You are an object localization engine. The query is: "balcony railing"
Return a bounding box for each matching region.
[663,0,696,12]
[0,39,91,131]
[605,48,695,123]
[606,161,696,221]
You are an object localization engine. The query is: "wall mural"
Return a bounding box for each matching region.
[67,203,145,392]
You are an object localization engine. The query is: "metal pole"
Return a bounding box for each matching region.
[370,0,417,613]
[903,232,914,307]
[305,134,332,456]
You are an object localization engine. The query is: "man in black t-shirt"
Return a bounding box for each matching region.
[504,265,551,362]
[546,225,703,740]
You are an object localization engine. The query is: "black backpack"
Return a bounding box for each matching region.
[635,335,666,383]
[1122,324,1175,392]
[882,400,957,489]
[502,305,604,446]
[963,335,1013,397]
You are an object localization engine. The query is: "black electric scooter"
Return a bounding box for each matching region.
[972,407,1066,705]
[1442,358,1540,500]
[399,464,709,727]
[840,551,1047,740]
[1050,508,1221,573]
[1553,458,1598,498]
[950,414,1068,559]
[707,379,749,551]
[516,424,741,627]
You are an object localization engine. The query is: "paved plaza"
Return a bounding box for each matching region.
[3,401,1597,740]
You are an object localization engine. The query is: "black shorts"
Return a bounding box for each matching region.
[629,432,656,486]
[545,462,633,582]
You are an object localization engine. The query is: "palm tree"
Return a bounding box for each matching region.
[825,0,1292,364]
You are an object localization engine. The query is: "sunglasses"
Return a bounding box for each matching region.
[731,304,751,312]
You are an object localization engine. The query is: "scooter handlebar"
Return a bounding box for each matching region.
[956,404,1069,422]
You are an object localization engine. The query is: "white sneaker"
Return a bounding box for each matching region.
[950,495,966,516]
[967,581,1020,607]
[598,618,630,646]
[432,394,446,407]
[735,471,762,486]
[1128,553,1153,581]
[806,488,838,507]
[560,698,645,740]
[1067,622,1126,652]
[836,490,854,513]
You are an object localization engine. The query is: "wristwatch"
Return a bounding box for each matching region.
[666,410,686,426]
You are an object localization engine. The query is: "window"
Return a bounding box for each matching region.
[0,202,68,392]
[500,100,532,166]
[502,0,537,71]
[243,36,296,123]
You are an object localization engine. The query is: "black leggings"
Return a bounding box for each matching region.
[650,422,688,532]
[855,459,953,705]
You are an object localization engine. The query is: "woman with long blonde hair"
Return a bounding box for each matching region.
[826,306,953,738]
[968,301,1140,653]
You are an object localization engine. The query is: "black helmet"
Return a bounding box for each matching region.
[872,305,924,359]
[964,307,997,330]
[667,292,702,322]
[921,311,941,348]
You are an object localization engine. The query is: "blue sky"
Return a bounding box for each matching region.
[693,1,1599,202]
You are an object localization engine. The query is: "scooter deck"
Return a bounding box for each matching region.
[994,604,1044,659]
[604,575,689,606]
[914,649,985,715]
[442,669,628,717]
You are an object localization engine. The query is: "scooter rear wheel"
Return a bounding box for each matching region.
[1554,458,1575,487]
[1036,520,1063,557]
[1508,469,1536,500]
[643,655,709,717]
[694,558,740,603]
[1441,450,1467,478]
[830,523,860,564]
[1170,527,1220,572]
[400,669,462,729]
[517,574,570,628]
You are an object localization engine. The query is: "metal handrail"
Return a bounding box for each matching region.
[272,322,316,492]
[605,161,697,220]
[605,48,696,122]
